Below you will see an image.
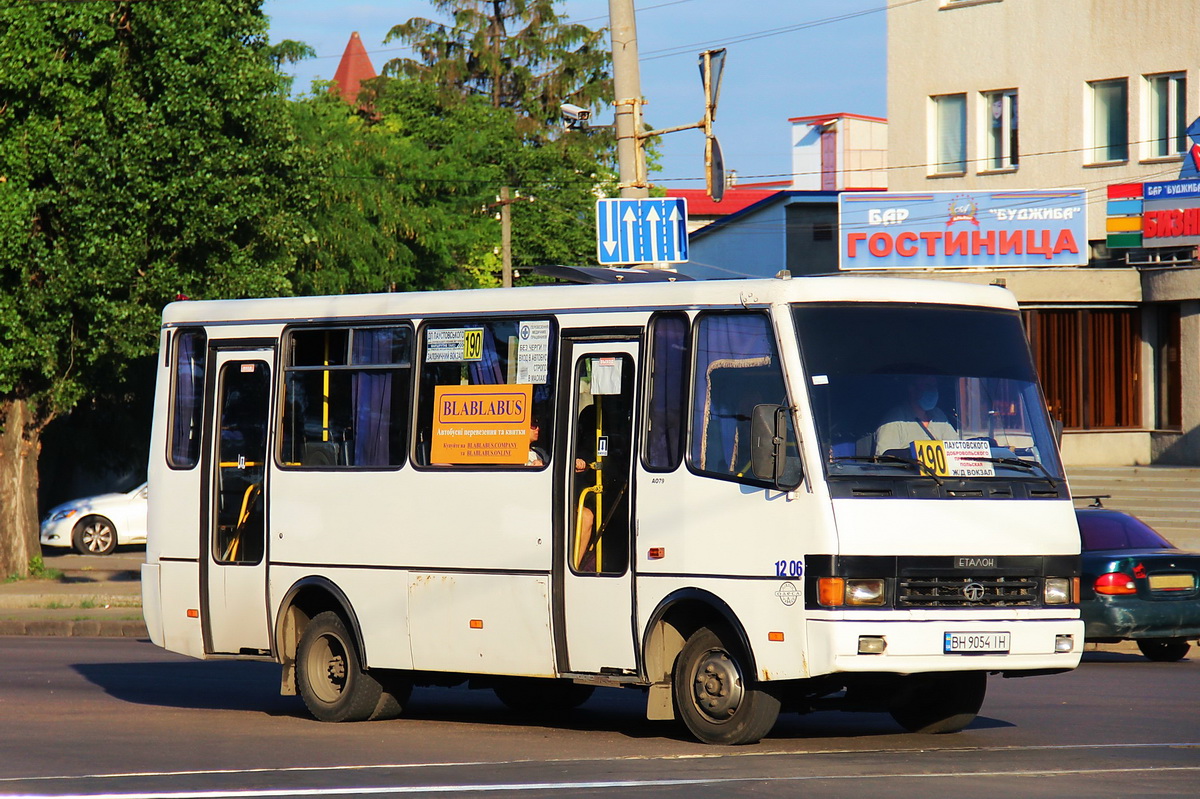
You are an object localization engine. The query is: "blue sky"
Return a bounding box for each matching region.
[262,1,887,189]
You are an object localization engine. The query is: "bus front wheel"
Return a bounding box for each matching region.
[673,625,780,745]
[888,671,986,734]
[297,611,387,722]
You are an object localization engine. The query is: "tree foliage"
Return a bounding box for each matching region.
[0,0,313,576]
[382,0,617,279]
[384,0,611,123]
[288,80,520,294]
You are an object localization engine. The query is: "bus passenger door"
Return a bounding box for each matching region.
[204,348,273,655]
[558,340,638,674]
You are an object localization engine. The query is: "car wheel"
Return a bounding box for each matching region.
[72,515,118,556]
[1136,638,1190,662]
[889,671,987,734]
[296,611,388,722]
[493,677,595,717]
[673,625,780,745]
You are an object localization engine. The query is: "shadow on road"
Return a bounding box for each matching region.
[72,658,1014,744]
[74,660,306,717]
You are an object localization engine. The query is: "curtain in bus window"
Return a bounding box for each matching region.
[691,314,779,476]
[468,328,505,385]
[351,329,395,467]
[646,315,688,470]
[170,330,206,468]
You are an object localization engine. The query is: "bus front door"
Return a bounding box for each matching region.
[559,340,638,674]
[203,349,273,655]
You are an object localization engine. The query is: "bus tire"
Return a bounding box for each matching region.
[673,625,780,745]
[371,671,414,721]
[889,671,986,734]
[296,611,384,722]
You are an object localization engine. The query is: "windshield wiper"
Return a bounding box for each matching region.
[830,454,944,486]
[976,457,1059,490]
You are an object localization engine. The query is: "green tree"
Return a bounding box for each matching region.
[385,0,610,121]
[0,0,313,576]
[385,1,616,276]
[289,79,529,294]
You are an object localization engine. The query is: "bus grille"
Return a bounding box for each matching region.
[897,575,1039,607]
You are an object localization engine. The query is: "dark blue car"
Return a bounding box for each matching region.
[1076,504,1200,661]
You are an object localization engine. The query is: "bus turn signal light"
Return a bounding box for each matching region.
[470,619,484,629]
[648,547,665,559]
[818,578,845,606]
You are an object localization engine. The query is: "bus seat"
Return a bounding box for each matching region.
[303,441,339,466]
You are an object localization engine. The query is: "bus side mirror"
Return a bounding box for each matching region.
[750,404,802,489]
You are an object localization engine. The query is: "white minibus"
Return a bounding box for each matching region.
[142,271,1083,744]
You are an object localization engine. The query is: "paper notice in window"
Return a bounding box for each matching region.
[515,321,550,384]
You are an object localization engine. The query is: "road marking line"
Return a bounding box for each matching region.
[3,742,1198,786]
[6,765,1200,799]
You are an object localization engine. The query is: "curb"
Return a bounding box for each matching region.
[0,619,148,637]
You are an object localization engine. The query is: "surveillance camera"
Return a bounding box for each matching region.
[560,103,591,122]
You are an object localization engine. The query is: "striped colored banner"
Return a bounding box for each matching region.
[1106,183,1143,248]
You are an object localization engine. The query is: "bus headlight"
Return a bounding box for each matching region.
[1044,577,1071,605]
[818,577,886,607]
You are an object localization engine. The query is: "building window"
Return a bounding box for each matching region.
[1089,79,1129,163]
[1023,309,1141,430]
[1145,72,1187,159]
[984,90,1018,170]
[932,93,967,173]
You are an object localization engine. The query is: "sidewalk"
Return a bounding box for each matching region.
[0,549,147,637]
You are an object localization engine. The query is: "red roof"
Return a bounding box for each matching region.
[665,188,781,216]
[788,112,886,125]
[330,32,377,105]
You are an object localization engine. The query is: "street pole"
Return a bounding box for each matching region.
[609,0,648,199]
[500,186,513,287]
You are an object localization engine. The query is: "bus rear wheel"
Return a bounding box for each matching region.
[297,611,387,722]
[673,625,780,745]
[889,671,987,734]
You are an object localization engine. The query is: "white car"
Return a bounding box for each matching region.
[40,482,148,556]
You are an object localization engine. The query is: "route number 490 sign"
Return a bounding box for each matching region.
[911,439,996,478]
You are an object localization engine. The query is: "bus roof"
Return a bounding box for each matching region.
[160,274,1019,327]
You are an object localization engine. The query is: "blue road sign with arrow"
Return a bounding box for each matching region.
[596,198,689,264]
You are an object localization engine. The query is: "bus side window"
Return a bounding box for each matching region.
[168,328,207,469]
[690,312,796,486]
[278,326,412,470]
[414,319,557,468]
[644,312,690,472]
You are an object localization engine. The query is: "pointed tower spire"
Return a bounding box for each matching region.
[330,32,377,105]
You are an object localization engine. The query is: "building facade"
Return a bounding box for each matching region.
[885,0,1200,465]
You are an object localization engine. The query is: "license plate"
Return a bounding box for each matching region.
[944,632,1011,654]
[1149,574,1194,591]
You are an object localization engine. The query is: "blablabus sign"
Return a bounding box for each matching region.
[838,190,1087,270]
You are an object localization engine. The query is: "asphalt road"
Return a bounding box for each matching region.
[0,638,1197,798]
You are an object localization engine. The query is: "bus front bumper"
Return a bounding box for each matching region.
[806,617,1085,675]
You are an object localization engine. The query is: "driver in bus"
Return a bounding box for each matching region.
[873,374,958,456]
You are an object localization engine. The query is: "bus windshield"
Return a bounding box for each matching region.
[792,302,1064,482]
